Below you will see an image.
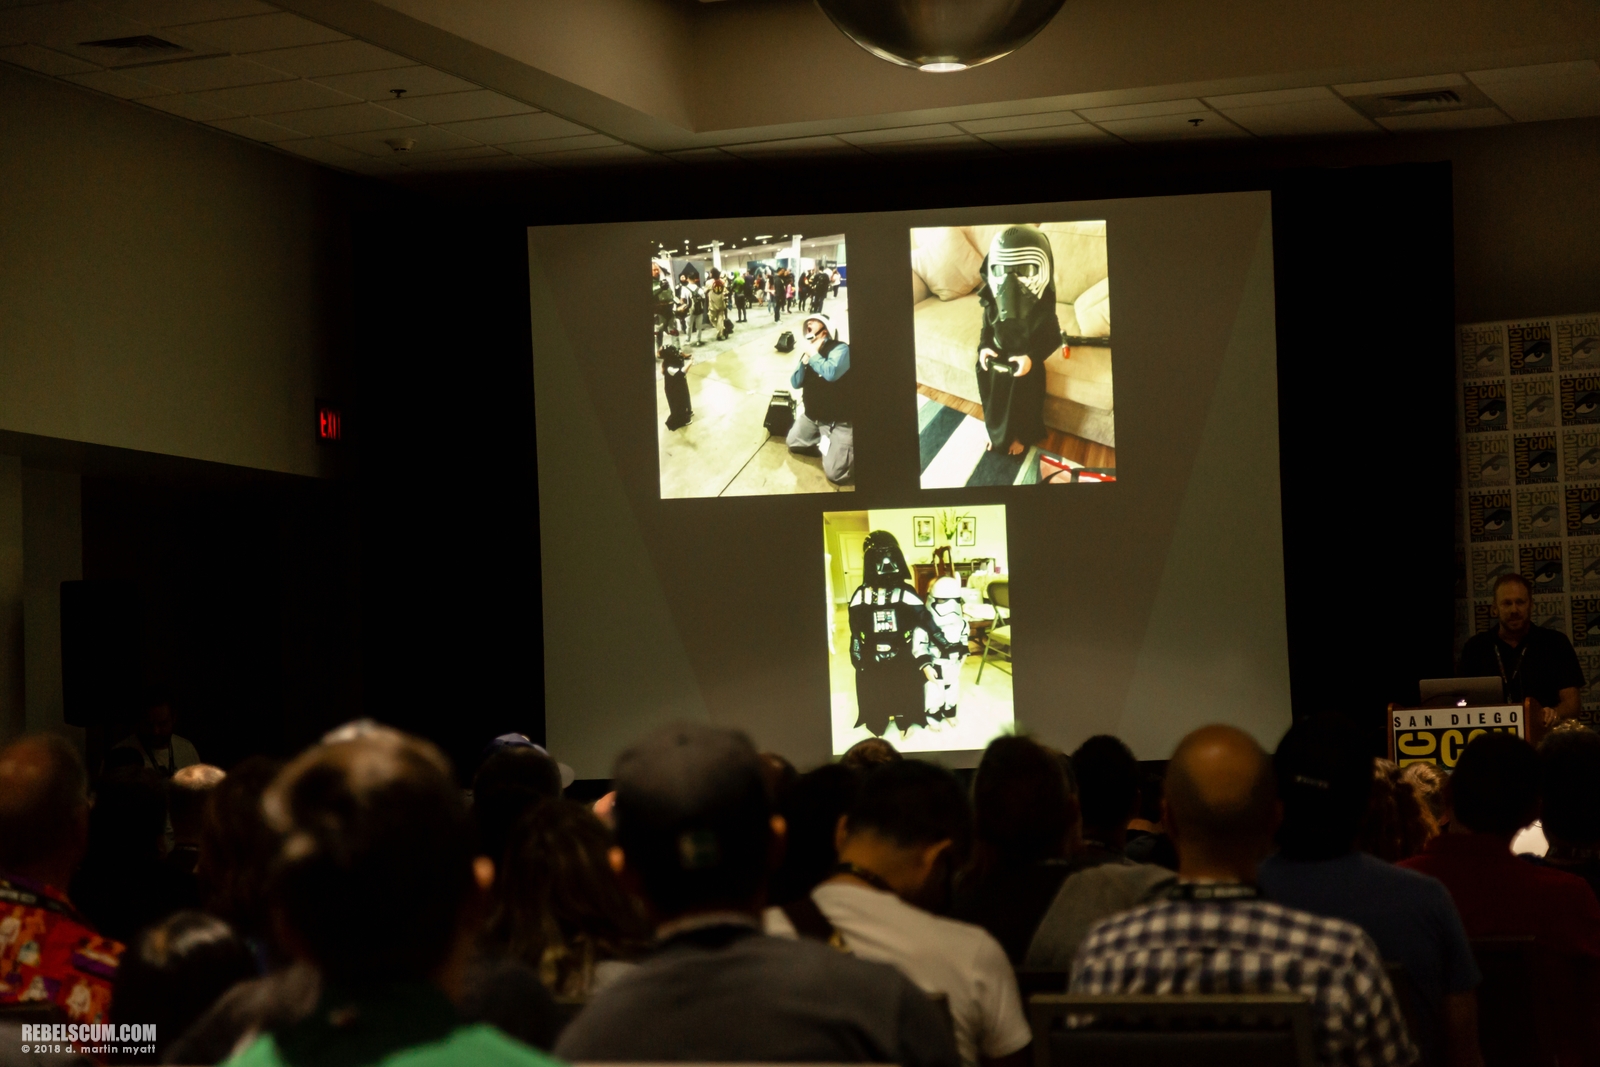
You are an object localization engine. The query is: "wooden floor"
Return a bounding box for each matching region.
[917,384,1116,469]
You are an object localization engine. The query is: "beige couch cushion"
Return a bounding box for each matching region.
[1039,221,1107,303]
[911,227,983,300]
[912,269,931,304]
[1072,276,1110,337]
[913,294,1115,446]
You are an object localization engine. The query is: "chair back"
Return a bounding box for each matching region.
[988,579,1010,612]
[1471,937,1556,1067]
[931,545,954,577]
[1029,993,1315,1067]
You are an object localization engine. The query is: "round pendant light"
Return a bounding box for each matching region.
[813,0,1067,73]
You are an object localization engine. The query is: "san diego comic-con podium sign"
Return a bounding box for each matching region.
[1388,706,1526,771]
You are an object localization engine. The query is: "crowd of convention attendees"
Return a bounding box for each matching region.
[1,705,1598,1067]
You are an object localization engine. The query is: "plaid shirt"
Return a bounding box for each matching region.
[1070,895,1417,1067]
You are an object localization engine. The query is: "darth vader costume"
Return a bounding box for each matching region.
[659,344,692,430]
[975,225,1063,453]
[848,531,934,737]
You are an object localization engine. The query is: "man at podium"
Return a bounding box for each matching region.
[1459,573,1583,727]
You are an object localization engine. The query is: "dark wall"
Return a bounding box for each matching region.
[80,474,364,769]
[350,214,544,776]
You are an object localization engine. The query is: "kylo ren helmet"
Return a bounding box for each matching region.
[984,225,1056,349]
[862,531,910,586]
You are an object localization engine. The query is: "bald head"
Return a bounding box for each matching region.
[0,735,90,880]
[1164,725,1278,869]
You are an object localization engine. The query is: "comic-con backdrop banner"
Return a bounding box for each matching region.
[1458,311,1600,725]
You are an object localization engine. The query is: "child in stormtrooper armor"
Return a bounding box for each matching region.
[922,576,970,730]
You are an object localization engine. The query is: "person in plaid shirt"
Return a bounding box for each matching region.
[1070,725,1417,1067]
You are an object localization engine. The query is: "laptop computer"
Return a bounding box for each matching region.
[1418,676,1506,708]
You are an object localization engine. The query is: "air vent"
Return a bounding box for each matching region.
[1342,80,1492,119]
[81,35,186,52]
[1381,89,1461,112]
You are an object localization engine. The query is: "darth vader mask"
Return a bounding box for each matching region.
[984,225,1055,353]
[862,531,910,587]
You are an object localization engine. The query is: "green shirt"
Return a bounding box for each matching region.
[224,981,562,1067]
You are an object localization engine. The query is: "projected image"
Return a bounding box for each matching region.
[823,506,1014,755]
[911,222,1117,487]
[652,233,852,498]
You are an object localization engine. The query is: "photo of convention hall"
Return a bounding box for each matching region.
[823,506,1015,757]
[653,234,852,498]
[912,222,1117,488]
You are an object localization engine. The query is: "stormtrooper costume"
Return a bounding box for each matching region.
[848,531,934,738]
[923,576,969,727]
[975,225,1064,454]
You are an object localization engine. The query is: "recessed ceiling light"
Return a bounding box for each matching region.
[919,62,967,72]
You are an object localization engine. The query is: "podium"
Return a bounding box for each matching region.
[1388,705,1527,770]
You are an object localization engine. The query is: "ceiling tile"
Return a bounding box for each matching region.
[501,132,621,155]
[1467,60,1600,122]
[99,1,276,26]
[1204,85,1338,109]
[275,136,365,164]
[978,123,1111,145]
[206,114,307,141]
[261,100,420,136]
[1097,111,1248,141]
[0,42,98,74]
[250,39,409,78]
[719,135,861,159]
[406,152,528,172]
[189,77,357,114]
[1213,98,1377,137]
[389,144,505,167]
[339,155,408,174]
[956,111,1083,134]
[0,2,145,49]
[140,90,243,120]
[1079,99,1204,122]
[135,54,290,92]
[837,123,963,145]
[384,88,534,123]
[437,111,587,144]
[1377,107,1510,131]
[1333,72,1466,97]
[522,144,653,166]
[63,66,173,98]
[312,64,476,101]
[325,124,482,157]
[177,12,346,53]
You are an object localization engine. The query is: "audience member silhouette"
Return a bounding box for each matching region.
[110,910,256,1063]
[555,722,959,1067]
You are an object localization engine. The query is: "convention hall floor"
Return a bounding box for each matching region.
[826,604,1014,756]
[657,290,855,498]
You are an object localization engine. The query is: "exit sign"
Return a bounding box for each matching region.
[317,402,344,443]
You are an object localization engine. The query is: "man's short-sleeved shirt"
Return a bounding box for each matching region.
[765,882,1031,1067]
[1072,894,1417,1067]
[556,923,960,1067]
[1399,832,1600,957]
[1457,624,1583,708]
[0,876,121,1024]
[1258,852,1479,1064]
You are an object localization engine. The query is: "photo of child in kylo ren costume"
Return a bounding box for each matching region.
[847,531,935,737]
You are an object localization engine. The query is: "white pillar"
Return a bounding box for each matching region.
[710,241,722,271]
[790,234,802,269]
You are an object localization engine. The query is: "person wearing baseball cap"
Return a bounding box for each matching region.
[555,722,957,1067]
[786,311,854,486]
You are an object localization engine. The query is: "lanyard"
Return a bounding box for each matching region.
[1492,638,1526,694]
[1164,881,1261,902]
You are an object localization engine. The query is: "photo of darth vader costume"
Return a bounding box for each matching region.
[848,531,934,737]
[659,344,692,430]
[975,225,1063,454]
[923,576,969,727]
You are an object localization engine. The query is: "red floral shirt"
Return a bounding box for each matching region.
[0,875,122,1023]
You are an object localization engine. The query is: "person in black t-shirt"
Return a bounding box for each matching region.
[1458,572,1583,726]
